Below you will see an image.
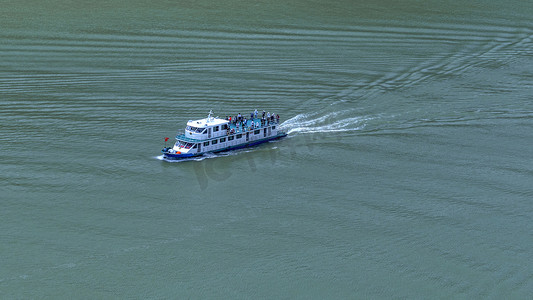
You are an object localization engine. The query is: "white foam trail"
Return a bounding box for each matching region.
[280,112,373,134]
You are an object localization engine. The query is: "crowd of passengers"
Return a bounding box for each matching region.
[224,109,280,134]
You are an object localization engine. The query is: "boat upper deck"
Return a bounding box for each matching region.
[177,117,280,142]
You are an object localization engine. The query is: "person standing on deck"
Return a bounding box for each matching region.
[254,109,258,118]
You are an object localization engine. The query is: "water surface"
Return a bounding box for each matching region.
[1,0,533,298]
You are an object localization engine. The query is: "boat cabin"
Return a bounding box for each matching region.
[184,114,229,140]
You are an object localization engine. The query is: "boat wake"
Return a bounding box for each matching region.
[279,110,374,135]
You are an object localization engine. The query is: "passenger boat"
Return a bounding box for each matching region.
[162,111,287,160]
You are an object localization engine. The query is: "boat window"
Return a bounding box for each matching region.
[195,127,204,133]
[228,136,234,141]
[236,134,242,139]
[222,124,228,130]
[201,129,207,134]
[192,144,197,149]
[220,137,226,142]
[203,142,209,146]
[187,126,199,132]
[212,140,218,145]
[272,126,275,130]
[254,130,260,135]
[213,126,219,132]
[178,141,187,148]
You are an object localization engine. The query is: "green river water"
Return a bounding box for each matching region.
[1,0,533,298]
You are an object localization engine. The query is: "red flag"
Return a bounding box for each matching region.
[164,137,169,142]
